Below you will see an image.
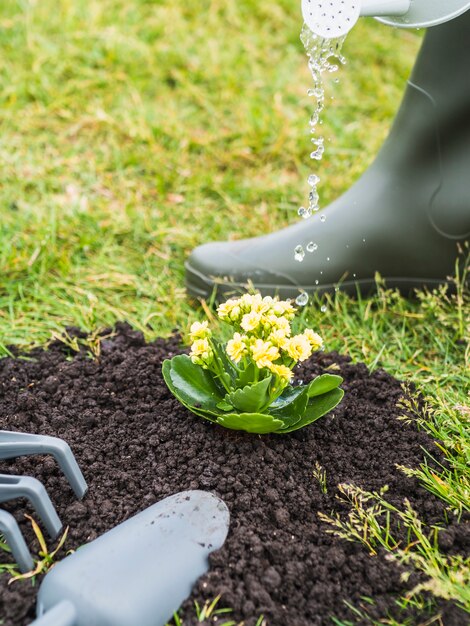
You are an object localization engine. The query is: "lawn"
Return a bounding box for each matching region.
[0,0,468,623]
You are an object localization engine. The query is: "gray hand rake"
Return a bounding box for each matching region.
[0,430,87,572]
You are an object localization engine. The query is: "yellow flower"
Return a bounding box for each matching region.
[251,339,280,369]
[229,305,241,322]
[267,314,291,336]
[217,298,240,320]
[285,334,312,362]
[269,363,294,384]
[190,338,213,366]
[269,328,290,349]
[238,294,254,312]
[241,311,262,332]
[272,299,296,319]
[226,332,247,363]
[216,301,231,319]
[189,321,211,341]
[303,328,323,351]
[251,294,272,315]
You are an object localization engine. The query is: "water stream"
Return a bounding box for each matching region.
[294,24,347,306]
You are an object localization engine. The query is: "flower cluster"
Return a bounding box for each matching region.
[217,294,322,385]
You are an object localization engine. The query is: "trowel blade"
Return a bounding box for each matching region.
[34,490,230,626]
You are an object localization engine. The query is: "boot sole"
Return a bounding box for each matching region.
[185,261,457,300]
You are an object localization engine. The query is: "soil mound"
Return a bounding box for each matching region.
[0,324,467,625]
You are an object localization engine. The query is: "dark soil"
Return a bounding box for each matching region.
[0,323,468,626]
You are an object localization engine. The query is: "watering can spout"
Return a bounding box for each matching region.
[301,0,470,38]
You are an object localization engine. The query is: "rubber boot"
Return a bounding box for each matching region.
[185,11,470,300]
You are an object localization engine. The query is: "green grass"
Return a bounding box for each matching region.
[0,0,420,349]
[0,0,468,624]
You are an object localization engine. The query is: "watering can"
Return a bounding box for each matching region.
[301,0,470,38]
[29,490,230,626]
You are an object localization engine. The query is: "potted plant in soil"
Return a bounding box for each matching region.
[163,294,344,434]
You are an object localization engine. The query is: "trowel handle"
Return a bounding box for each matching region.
[0,431,88,499]
[29,601,77,626]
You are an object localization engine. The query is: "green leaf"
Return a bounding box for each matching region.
[307,374,343,397]
[217,412,283,434]
[235,362,256,388]
[162,357,223,422]
[212,340,237,385]
[269,385,305,410]
[227,376,272,413]
[269,386,309,428]
[216,400,233,411]
[278,388,344,433]
[164,355,225,410]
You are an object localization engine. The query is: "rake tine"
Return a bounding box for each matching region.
[0,509,34,573]
[0,475,62,539]
[0,431,88,499]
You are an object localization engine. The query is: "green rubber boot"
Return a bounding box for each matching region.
[186,11,470,300]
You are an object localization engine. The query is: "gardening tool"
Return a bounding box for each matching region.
[0,431,88,499]
[185,8,470,300]
[0,431,87,570]
[0,474,62,539]
[0,509,34,573]
[30,490,230,626]
[301,0,470,38]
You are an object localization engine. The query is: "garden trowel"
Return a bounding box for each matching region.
[30,490,230,626]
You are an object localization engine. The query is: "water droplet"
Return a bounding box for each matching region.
[295,292,309,307]
[298,206,312,219]
[362,238,366,243]
[308,189,319,206]
[308,174,320,187]
[310,145,324,160]
[353,273,357,278]
[310,113,319,126]
[294,245,305,262]
[321,305,327,313]
[307,241,318,253]
[326,257,330,262]
[315,279,319,285]
[320,214,326,222]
